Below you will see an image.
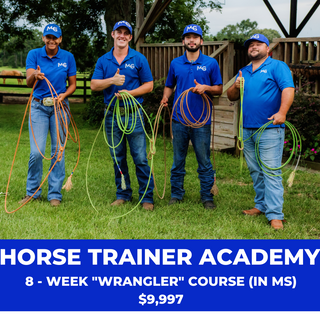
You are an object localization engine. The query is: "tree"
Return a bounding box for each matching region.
[0,30,43,68]
[0,0,222,72]
[214,19,281,45]
[215,19,258,43]
[141,0,222,43]
[249,28,281,42]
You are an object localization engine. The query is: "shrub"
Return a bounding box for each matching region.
[82,91,105,127]
[284,80,320,161]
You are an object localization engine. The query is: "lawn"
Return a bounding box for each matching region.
[1,103,320,239]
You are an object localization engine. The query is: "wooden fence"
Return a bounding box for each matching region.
[0,76,91,103]
[272,37,320,94]
[140,41,249,85]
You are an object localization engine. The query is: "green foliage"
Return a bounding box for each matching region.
[0,0,108,72]
[215,19,258,43]
[1,0,223,71]
[0,30,43,68]
[83,91,105,127]
[142,0,222,43]
[250,28,281,42]
[215,19,281,45]
[284,80,320,161]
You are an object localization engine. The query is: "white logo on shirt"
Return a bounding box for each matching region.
[260,69,267,73]
[197,66,207,71]
[58,63,67,68]
[187,26,198,32]
[125,64,135,69]
[47,26,58,32]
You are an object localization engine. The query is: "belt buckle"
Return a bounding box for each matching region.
[43,97,54,106]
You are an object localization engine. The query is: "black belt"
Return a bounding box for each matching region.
[107,106,137,116]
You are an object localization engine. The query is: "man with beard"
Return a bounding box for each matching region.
[160,24,223,209]
[227,34,294,230]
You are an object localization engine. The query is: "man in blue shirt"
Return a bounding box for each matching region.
[227,34,295,230]
[91,21,154,210]
[161,24,223,210]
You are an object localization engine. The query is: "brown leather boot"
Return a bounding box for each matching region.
[142,202,154,211]
[242,208,263,216]
[270,219,284,230]
[50,199,61,207]
[111,199,126,206]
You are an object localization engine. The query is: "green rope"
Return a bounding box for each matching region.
[237,77,245,173]
[237,77,302,186]
[86,91,155,221]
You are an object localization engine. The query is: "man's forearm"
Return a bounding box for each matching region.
[278,87,295,116]
[90,78,115,91]
[227,83,240,101]
[204,84,223,96]
[127,81,153,97]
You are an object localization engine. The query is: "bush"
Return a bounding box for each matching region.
[82,91,105,127]
[284,80,320,161]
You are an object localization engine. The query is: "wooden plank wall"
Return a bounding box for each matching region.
[140,42,234,83]
[272,37,320,94]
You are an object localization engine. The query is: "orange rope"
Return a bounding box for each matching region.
[5,77,80,214]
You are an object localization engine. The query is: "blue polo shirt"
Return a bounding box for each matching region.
[92,47,153,106]
[238,57,294,128]
[165,50,222,125]
[26,46,77,100]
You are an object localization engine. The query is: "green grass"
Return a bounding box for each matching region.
[0,65,91,97]
[1,103,320,239]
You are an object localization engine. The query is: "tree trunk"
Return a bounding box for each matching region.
[104,0,132,52]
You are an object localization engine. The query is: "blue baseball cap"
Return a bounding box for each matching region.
[43,24,62,38]
[182,24,203,38]
[113,21,132,34]
[244,34,269,48]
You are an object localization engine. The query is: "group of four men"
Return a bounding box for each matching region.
[23,20,294,230]
[91,21,294,230]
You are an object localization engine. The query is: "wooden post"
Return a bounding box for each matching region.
[284,42,291,64]
[135,0,144,52]
[83,77,87,103]
[223,42,234,84]
[292,42,299,64]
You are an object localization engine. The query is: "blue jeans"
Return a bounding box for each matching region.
[105,108,154,203]
[26,98,69,201]
[243,127,285,221]
[171,121,215,203]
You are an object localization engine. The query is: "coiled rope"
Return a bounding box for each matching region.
[170,88,218,195]
[5,77,80,213]
[86,91,155,221]
[237,77,302,186]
